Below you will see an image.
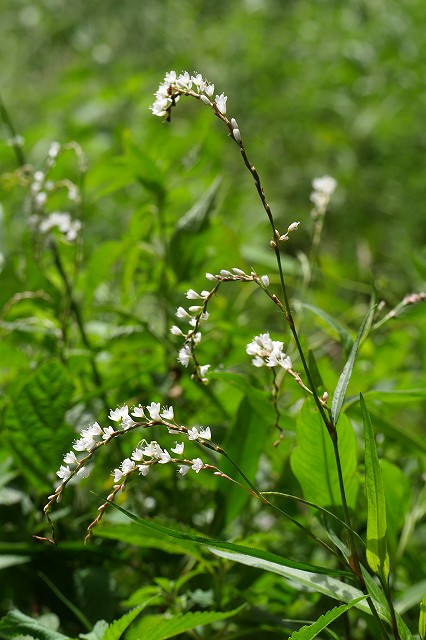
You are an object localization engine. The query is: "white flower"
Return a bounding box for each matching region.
[170,325,183,336]
[112,468,124,483]
[102,426,116,440]
[178,464,190,476]
[187,427,200,440]
[158,449,172,464]
[186,289,201,299]
[199,427,211,440]
[287,221,300,233]
[232,128,241,143]
[215,93,227,115]
[177,71,192,89]
[121,458,136,474]
[219,269,232,277]
[246,332,291,370]
[109,405,129,422]
[312,175,337,196]
[200,94,212,106]
[160,406,174,420]
[171,442,185,455]
[189,305,203,313]
[63,451,78,465]
[206,273,217,281]
[73,436,96,452]
[85,422,103,437]
[147,402,161,421]
[131,447,144,462]
[176,306,190,319]
[143,442,163,458]
[178,345,191,367]
[191,458,204,473]
[260,275,269,288]
[56,465,71,481]
[138,464,150,476]
[48,141,61,159]
[132,405,145,418]
[199,364,210,378]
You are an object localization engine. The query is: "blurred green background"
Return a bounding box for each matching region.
[2,0,426,291]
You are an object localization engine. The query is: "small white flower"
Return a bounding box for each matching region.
[187,427,199,440]
[312,175,337,196]
[158,449,172,464]
[170,325,184,336]
[231,118,239,129]
[200,94,212,106]
[109,405,129,422]
[102,426,116,440]
[198,364,210,378]
[132,405,145,418]
[138,464,150,476]
[86,422,103,437]
[178,345,191,367]
[48,141,61,159]
[191,458,204,473]
[232,267,246,276]
[200,290,210,298]
[56,465,71,481]
[206,273,217,281]
[160,406,174,420]
[215,93,227,115]
[176,306,190,319]
[132,448,144,462]
[143,442,163,458]
[63,451,78,465]
[219,269,232,277]
[232,128,241,143]
[287,221,300,233]
[188,305,203,313]
[147,402,161,421]
[199,427,211,440]
[112,468,124,483]
[186,289,201,299]
[260,275,269,288]
[121,458,136,474]
[178,464,190,476]
[171,442,185,455]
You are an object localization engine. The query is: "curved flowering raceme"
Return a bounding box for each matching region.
[150,70,243,144]
[42,402,217,543]
[171,268,272,383]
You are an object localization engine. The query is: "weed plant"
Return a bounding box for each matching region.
[0,71,425,639]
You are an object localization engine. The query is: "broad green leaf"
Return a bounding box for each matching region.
[214,394,272,526]
[290,399,358,510]
[288,596,366,639]
[103,600,156,640]
[360,394,390,583]
[0,609,70,640]
[106,503,350,578]
[381,459,411,557]
[3,361,74,491]
[419,591,426,640]
[0,555,29,570]
[126,606,244,640]
[331,303,375,427]
[169,177,221,279]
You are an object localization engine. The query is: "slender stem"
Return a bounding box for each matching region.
[0,93,26,167]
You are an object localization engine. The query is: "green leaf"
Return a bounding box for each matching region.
[331,303,375,427]
[420,591,426,640]
[0,555,30,570]
[214,393,273,526]
[126,606,244,640]
[3,360,74,491]
[288,596,366,639]
[105,503,350,578]
[0,609,70,640]
[169,177,221,279]
[395,580,426,616]
[79,621,108,640]
[360,394,390,583]
[290,399,358,510]
[209,547,388,620]
[103,600,156,640]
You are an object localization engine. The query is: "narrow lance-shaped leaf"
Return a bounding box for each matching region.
[288,596,366,640]
[419,590,426,640]
[331,302,375,427]
[360,393,390,583]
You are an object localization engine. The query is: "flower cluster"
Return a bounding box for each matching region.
[150,70,226,120]
[45,401,214,517]
[310,175,337,212]
[171,268,271,382]
[246,332,292,371]
[29,142,84,243]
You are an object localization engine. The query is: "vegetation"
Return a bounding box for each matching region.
[0,2,425,639]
